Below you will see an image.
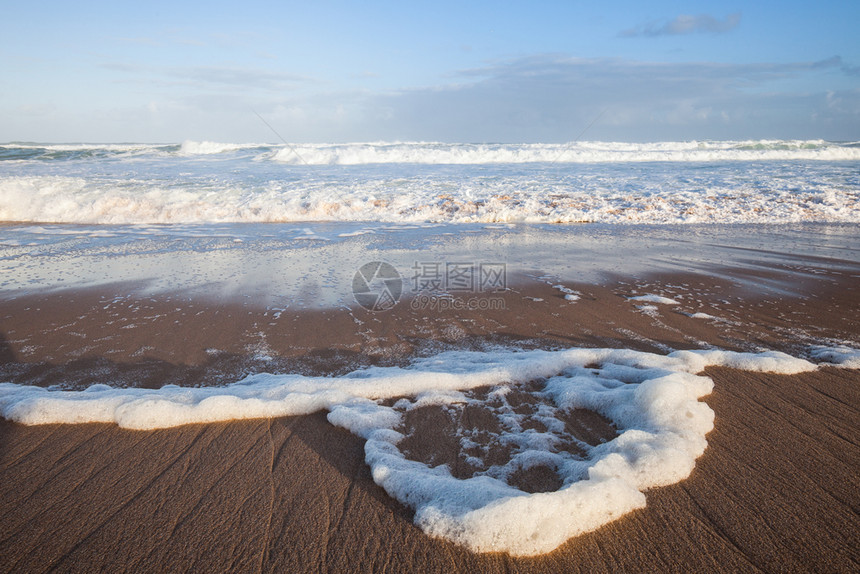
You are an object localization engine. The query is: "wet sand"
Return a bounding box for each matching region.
[1,225,859,572]
[0,367,857,572]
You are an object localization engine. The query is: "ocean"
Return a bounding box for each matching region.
[1,139,858,225]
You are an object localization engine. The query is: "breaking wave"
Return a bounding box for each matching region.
[2,140,858,164]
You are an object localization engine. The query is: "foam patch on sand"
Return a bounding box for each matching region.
[628,294,680,305]
[553,284,581,301]
[809,345,860,368]
[690,312,718,319]
[0,346,835,555]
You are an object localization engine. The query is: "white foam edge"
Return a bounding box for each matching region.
[0,346,836,555]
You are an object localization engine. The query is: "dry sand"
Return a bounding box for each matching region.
[1,252,859,572]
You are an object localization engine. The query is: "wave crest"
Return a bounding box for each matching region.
[265,140,860,165]
[179,140,264,155]
[2,140,859,164]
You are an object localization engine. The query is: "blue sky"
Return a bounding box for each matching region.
[2,1,858,142]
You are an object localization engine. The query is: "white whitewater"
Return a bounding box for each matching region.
[1,139,858,225]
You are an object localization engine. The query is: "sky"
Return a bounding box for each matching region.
[2,0,859,143]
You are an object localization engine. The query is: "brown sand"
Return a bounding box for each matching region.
[1,261,859,572]
[0,367,857,573]
[2,262,858,389]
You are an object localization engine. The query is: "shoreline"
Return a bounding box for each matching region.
[1,263,856,389]
[1,224,858,571]
[1,366,857,572]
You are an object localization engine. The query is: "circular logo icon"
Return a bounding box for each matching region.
[352,261,402,311]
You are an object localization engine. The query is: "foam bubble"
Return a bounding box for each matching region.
[690,312,717,319]
[553,284,581,302]
[628,294,680,305]
[0,346,835,555]
[809,345,860,368]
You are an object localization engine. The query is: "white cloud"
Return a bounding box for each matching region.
[622,13,741,37]
[9,54,859,142]
[338,55,857,142]
[101,62,314,91]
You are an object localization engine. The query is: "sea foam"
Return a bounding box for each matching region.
[1,140,858,225]
[4,140,859,164]
[809,345,860,369]
[263,140,860,165]
[0,345,839,555]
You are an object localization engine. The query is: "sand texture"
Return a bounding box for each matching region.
[1,365,857,572]
[1,225,858,572]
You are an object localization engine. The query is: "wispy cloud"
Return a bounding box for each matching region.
[621,13,741,38]
[173,66,311,90]
[339,54,859,141]
[60,53,860,142]
[809,55,860,77]
[843,64,860,77]
[101,62,313,91]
